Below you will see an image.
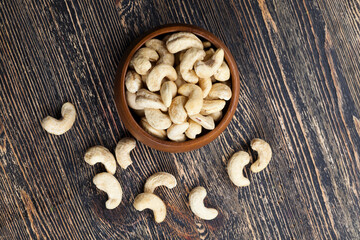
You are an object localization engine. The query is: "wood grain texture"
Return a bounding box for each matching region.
[0,0,359,239]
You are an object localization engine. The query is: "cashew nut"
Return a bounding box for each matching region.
[178,83,203,115]
[250,138,272,173]
[136,89,167,111]
[41,102,76,135]
[194,48,224,78]
[169,96,188,124]
[200,100,226,115]
[146,64,177,92]
[167,122,189,142]
[189,114,215,130]
[84,146,117,175]
[115,137,136,169]
[160,81,177,107]
[126,91,144,110]
[227,151,250,187]
[130,47,159,75]
[198,77,212,98]
[189,186,218,220]
[207,83,232,100]
[185,119,202,139]
[145,39,175,66]
[93,172,122,209]
[144,108,172,130]
[166,32,203,53]
[144,172,177,193]
[125,70,142,93]
[214,62,230,81]
[203,48,215,61]
[203,41,212,48]
[133,193,166,223]
[209,111,223,122]
[180,48,206,83]
[140,117,167,140]
[174,66,186,88]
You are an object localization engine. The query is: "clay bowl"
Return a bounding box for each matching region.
[114,23,240,152]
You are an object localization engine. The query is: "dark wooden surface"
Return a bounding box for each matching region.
[1,0,360,239]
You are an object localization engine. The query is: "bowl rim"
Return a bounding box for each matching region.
[114,23,240,152]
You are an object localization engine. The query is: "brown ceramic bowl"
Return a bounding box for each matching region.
[114,23,240,152]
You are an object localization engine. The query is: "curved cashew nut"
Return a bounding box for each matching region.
[146,64,177,92]
[160,81,177,108]
[180,48,206,83]
[189,186,218,220]
[209,111,223,122]
[207,83,232,101]
[144,172,177,193]
[250,138,272,173]
[93,172,122,209]
[130,47,159,75]
[166,32,203,53]
[204,48,215,61]
[214,62,230,81]
[198,77,212,98]
[169,96,188,124]
[189,114,215,130]
[136,89,167,111]
[145,39,175,66]
[140,117,167,140]
[125,70,142,93]
[203,41,212,48]
[126,91,144,110]
[227,151,250,187]
[133,193,166,223]
[200,100,226,115]
[144,108,172,130]
[194,48,224,78]
[178,83,203,115]
[185,119,202,139]
[84,146,117,175]
[167,122,189,142]
[41,102,76,135]
[115,137,136,169]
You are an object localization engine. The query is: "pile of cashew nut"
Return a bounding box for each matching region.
[126,32,232,141]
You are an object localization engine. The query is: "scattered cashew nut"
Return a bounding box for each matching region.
[250,138,272,173]
[194,48,224,78]
[227,151,250,187]
[144,172,177,193]
[93,172,122,209]
[189,114,215,130]
[140,117,167,139]
[115,137,136,169]
[146,64,177,92]
[169,96,188,124]
[125,70,142,93]
[167,122,189,142]
[136,89,167,111]
[84,146,117,175]
[207,83,232,100]
[189,186,218,220]
[160,81,177,108]
[145,39,175,66]
[180,48,206,83]
[178,83,203,115]
[144,108,172,130]
[185,119,202,139]
[41,102,76,135]
[130,47,159,75]
[133,193,167,223]
[166,32,203,53]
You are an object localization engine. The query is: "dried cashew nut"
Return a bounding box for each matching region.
[189,186,218,220]
[207,83,232,100]
[41,102,76,135]
[146,64,177,92]
[214,62,230,81]
[125,70,142,93]
[178,83,203,115]
[84,146,117,175]
[166,32,203,53]
[136,89,167,111]
[115,137,136,169]
[185,119,202,139]
[167,122,189,142]
[145,39,175,66]
[209,111,223,122]
[189,114,215,130]
[133,193,166,223]
[160,81,177,107]
[200,100,226,115]
[169,96,188,124]
[174,66,186,88]
[180,48,206,83]
[198,77,212,98]
[194,48,224,78]
[93,172,122,209]
[227,151,250,187]
[130,47,159,75]
[144,172,177,193]
[203,41,212,48]
[204,48,215,61]
[126,91,144,110]
[250,138,272,173]
[140,117,167,140]
[144,108,172,130]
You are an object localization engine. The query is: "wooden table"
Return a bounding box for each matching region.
[1,0,359,239]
